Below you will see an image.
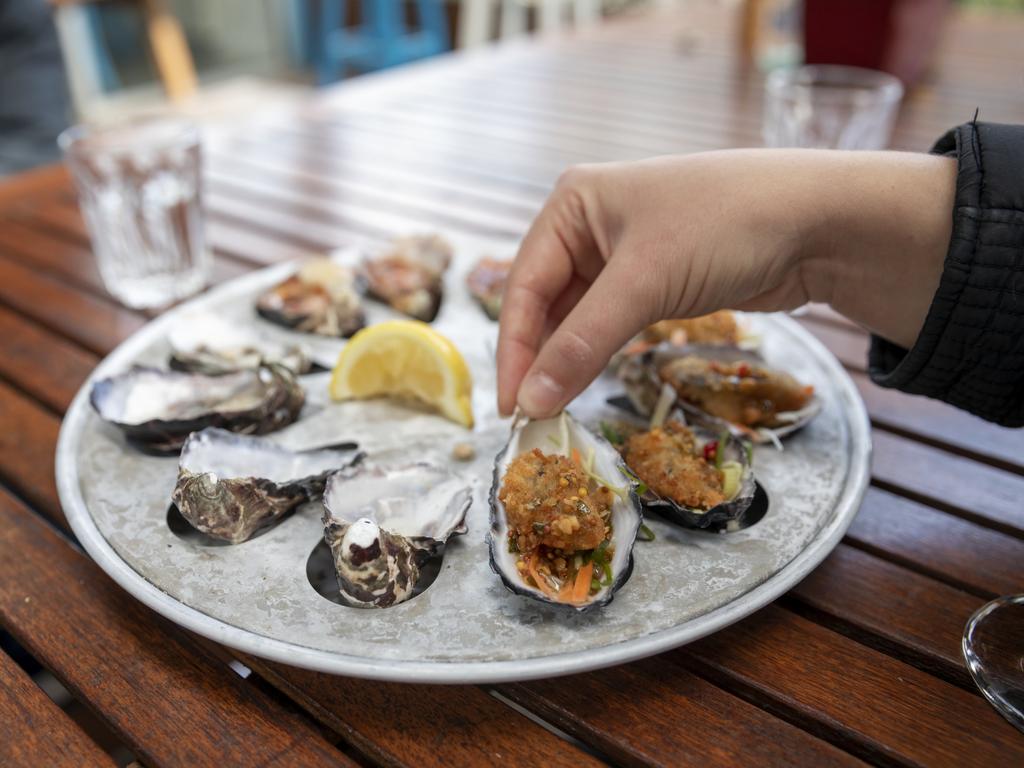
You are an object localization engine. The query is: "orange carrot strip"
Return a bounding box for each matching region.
[572,562,595,603]
[571,447,582,467]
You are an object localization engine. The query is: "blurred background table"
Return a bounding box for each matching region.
[2,1,1024,765]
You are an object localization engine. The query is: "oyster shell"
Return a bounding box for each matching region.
[617,344,821,445]
[363,234,452,322]
[171,428,363,543]
[256,258,366,337]
[466,256,512,321]
[168,311,310,375]
[606,417,756,530]
[321,463,471,608]
[488,411,643,612]
[89,364,305,454]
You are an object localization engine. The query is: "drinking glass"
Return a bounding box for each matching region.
[59,118,211,309]
[963,595,1024,732]
[763,65,904,150]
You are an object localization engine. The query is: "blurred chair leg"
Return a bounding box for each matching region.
[141,0,197,101]
[539,0,566,35]
[573,0,600,25]
[52,4,107,117]
[460,0,494,48]
[499,0,528,39]
[418,0,450,50]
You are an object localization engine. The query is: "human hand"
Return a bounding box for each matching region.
[496,149,955,419]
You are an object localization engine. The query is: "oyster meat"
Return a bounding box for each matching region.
[489,411,643,611]
[466,256,512,321]
[322,463,471,608]
[604,417,756,530]
[168,311,310,375]
[172,428,363,543]
[618,344,821,444]
[256,258,366,337]
[90,364,305,453]
[363,234,452,322]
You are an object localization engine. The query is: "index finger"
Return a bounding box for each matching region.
[496,206,576,416]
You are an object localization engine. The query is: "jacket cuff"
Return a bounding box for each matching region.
[868,121,1024,427]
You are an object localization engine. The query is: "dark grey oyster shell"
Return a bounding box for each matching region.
[89,364,305,454]
[256,259,366,337]
[322,463,471,608]
[171,428,363,544]
[488,411,643,612]
[362,234,452,322]
[608,416,757,530]
[616,343,821,445]
[466,256,511,321]
[168,311,310,375]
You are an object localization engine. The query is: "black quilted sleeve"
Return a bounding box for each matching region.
[869,121,1024,428]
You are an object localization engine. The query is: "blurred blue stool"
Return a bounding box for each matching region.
[302,0,450,84]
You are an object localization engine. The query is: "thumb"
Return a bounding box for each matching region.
[516,259,656,418]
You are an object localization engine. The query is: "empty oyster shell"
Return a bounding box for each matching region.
[90,364,305,454]
[466,256,511,321]
[168,312,310,375]
[171,428,363,543]
[256,259,366,337]
[604,417,756,530]
[363,234,452,322]
[617,344,821,445]
[489,411,643,612]
[321,463,471,608]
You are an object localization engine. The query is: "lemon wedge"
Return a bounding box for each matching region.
[330,320,474,428]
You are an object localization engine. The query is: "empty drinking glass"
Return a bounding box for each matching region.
[763,65,904,150]
[59,118,211,309]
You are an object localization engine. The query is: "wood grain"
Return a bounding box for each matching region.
[240,658,604,768]
[0,380,64,527]
[0,305,97,413]
[0,487,357,768]
[682,606,1024,767]
[500,658,866,768]
[0,649,116,768]
[848,486,1024,598]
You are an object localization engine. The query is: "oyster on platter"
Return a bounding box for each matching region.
[617,343,821,445]
[489,411,643,612]
[168,311,310,375]
[321,463,471,608]
[362,234,452,322]
[466,256,512,321]
[89,364,305,454]
[171,427,363,543]
[256,258,366,337]
[602,416,756,530]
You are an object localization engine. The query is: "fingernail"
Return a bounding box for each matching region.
[518,371,564,417]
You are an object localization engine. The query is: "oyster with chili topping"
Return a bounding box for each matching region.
[489,411,643,612]
[362,234,452,322]
[466,256,512,320]
[256,258,366,337]
[618,344,820,444]
[602,417,756,530]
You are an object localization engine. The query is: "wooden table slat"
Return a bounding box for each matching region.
[242,659,606,768]
[0,487,357,768]
[500,657,866,768]
[0,649,117,768]
[848,486,1024,598]
[682,606,1024,766]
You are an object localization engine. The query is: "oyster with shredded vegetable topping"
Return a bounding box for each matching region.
[489,411,643,612]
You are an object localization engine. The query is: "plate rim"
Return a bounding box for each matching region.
[56,264,871,684]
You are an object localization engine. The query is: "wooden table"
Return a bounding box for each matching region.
[3,2,1024,765]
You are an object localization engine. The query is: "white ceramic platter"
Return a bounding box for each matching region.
[57,241,870,684]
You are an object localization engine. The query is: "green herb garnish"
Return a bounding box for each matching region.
[714,430,729,469]
[638,523,656,542]
[600,421,624,445]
